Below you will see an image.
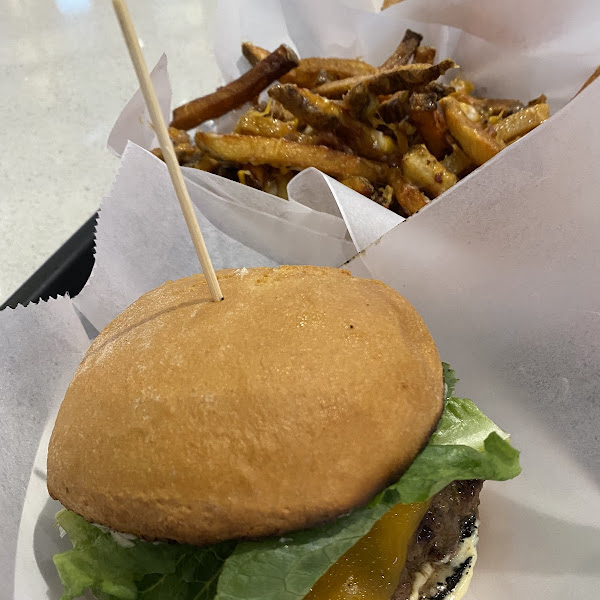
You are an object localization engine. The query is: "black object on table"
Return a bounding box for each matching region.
[1,214,97,310]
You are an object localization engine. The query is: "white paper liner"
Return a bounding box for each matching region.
[347,77,600,598]
[2,0,600,598]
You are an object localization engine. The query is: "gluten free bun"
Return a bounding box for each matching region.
[47,266,443,545]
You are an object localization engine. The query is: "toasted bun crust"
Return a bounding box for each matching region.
[47,266,443,545]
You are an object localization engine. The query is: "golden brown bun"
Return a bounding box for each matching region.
[47,266,443,545]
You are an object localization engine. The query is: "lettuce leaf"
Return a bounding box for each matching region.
[442,361,458,401]
[53,510,235,600]
[53,364,520,600]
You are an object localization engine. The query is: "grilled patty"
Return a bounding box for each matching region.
[393,479,483,600]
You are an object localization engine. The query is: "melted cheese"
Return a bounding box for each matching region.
[306,501,430,600]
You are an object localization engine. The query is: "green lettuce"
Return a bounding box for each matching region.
[53,510,235,600]
[53,364,520,600]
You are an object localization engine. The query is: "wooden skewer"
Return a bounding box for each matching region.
[112,0,223,301]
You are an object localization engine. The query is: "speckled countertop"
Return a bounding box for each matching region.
[0,0,221,304]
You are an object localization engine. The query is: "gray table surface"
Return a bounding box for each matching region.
[0,0,222,304]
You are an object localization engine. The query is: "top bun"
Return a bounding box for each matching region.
[47,266,443,545]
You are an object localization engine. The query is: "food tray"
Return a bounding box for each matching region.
[1,214,97,310]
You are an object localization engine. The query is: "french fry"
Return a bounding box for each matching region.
[378,90,409,123]
[424,81,456,99]
[414,46,436,65]
[387,169,429,216]
[373,185,395,210]
[238,165,293,199]
[493,103,550,143]
[340,176,375,198]
[171,44,299,130]
[401,144,457,198]
[268,83,398,160]
[380,29,423,70]
[241,42,270,66]
[151,127,198,163]
[313,73,373,98]
[346,60,457,106]
[441,144,474,177]
[241,42,376,88]
[385,123,410,155]
[234,109,298,138]
[263,100,296,122]
[316,59,457,99]
[440,96,504,166]
[449,77,474,96]
[409,102,451,159]
[195,132,391,182]
[527,94,547,107]
[183,155,219,172]
[285,57,377,88]
[409,92,438,112]
[292,130,353,153]
[475,97,524,117]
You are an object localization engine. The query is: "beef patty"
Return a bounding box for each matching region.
[393,479,483,600]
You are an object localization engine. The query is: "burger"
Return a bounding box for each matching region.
[47,266,520,600]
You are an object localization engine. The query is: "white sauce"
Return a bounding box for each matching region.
[92,523,139,548]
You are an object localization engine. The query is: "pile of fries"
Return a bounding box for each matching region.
[154,31,550,216]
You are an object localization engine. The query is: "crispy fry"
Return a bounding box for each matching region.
[475,97,524,117]
[346,60,457,107]
[268,83,397,160]
[408,92,450,158]
[414,46,436,65]
[378,90,409,123]
[388,169,429,216]
[380,29,423,70]
[340,176,375,198]
[184,155,219,171]
[410,107,451,159]
[372,185,395,209]
[441,144,474,177]
[234,109,298,138]
[241,42,270,66]
[401,144,457,198]
[241,42,377,88]
[285,57,377,88]
[291,130,353,153]
[316,59,457,99]
[456,94,524,118]
[256,99,296,122]
[171,44,299,130]
[195,132,390,182]
[243,165,273,188]
[492,103,550,143]
[237,164,292,199]
[385,123,410,156]
[151,127,199,164]
[440,96,504,166]
[424,81,455,99]
[449,77,474,96]
[527,94,547,106]
[313,73,371,99]
[409,92,438,112]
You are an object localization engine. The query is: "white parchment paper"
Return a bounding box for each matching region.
[348,78,600,597]
[2,0,600,598]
